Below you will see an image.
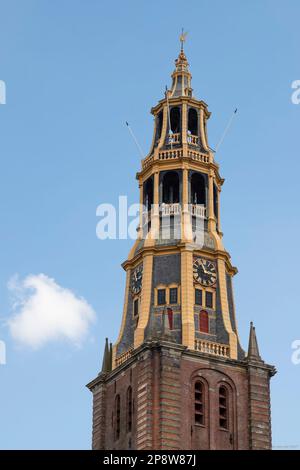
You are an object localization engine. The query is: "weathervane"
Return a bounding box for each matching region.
[179,28,187,51]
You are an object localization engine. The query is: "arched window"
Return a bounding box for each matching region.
[126,386,133,433]
[199,310,209,333]
[194,381,205,425]
[188,108,198,135]
[144,177,153,211]
[162,171,180,204]
[170,107,181,133]
[114,395,121,441]
[219,386,228,429]
[213,183,218,221]
[156,111,163,141]
[191,172,206,205]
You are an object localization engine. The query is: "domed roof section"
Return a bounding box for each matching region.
[169,40,193,98]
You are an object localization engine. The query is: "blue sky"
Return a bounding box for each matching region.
[0,0,299,449]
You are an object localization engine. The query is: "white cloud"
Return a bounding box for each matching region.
[7,274,96,349]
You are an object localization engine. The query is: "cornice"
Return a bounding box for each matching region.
[121,242,237,276]
[136,156,224,185]
[87,340,253,390]
[151,96,210,116]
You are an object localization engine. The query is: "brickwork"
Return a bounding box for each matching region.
[90,378,106,450]
[158,347,182,449]
[88,342,274,450]
[248,363,273,449]
[136,350,153,450]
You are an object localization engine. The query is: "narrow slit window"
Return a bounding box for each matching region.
[219,386,228,430]
[126,386,133,433]
[188,108,198,135]
[133,298,139,317]
[170,107,181,133]
[194,381,205,425]
[114,395,121,441]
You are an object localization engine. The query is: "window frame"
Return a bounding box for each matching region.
[169,287,178,305]
[194,286,215,310]
[114,394,121,441]
[195,288,203,306]
[157,288,166,306]
[155,284,180,307]
[219,385,229,431]
[205,291,213,309]
[126,386,133,433]
[194,380,205,426]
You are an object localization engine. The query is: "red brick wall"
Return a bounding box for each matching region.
[135,350,153,450]
[91,380,106,450]
[90,343,272,450]
[104,361,138,450]
[156,347,183,449]
[180,354,249,449]
[248,365,272,449]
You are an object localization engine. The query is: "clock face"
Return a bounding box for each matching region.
[193,258,217,286]
[131,265,143,295]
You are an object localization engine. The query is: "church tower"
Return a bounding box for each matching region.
[87,39,276,450]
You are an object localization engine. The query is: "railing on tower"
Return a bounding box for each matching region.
[141,149,211,169]
[115,347,134,368]
[187,133,199,146]
[190,204,206,218]
[142,203,206,227]
[168,132,181,145]
[158,148,183,161]
[194,339,230,358]
[160,203,181,216]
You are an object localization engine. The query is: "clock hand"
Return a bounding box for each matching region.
[200,260,209,274]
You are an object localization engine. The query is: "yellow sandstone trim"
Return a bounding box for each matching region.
[181,167,193,243]
[182,102,187,145]
[134,253,153,348]
[138,182,143,239]
[112,268,131,369]
[157,105,168,152]
[217,258,237,359]
[145,171,159,247]
[199,107,209,152]
[127,239,140,261]
[181,246,195,349]
[208,169,216,233]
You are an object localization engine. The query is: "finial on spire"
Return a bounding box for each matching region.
[179,28,187,51]
[169,31,192,98]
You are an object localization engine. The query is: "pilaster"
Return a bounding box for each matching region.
[247,362,274,449]
[90,377,107,449]
[181,246,195,349]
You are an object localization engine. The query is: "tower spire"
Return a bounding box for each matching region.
[168,31,192,98]
[247,322,261,360]
[87,45,276,452]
